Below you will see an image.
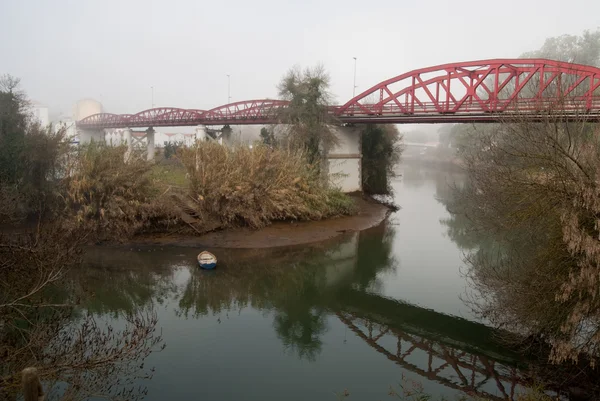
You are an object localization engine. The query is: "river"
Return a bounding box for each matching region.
[75,162,532,401]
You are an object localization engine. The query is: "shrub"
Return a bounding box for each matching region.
[163,140,183,159]
[259,127,277,147]
[0,76,67,222]
[177,142,354,232]
[361,124,403,195]
[62,143,174,240]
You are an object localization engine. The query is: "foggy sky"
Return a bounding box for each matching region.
[1,0,598,118]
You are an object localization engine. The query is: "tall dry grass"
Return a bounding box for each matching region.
[62,143,176,240]
[177,142,355,232]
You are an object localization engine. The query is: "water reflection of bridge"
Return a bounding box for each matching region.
[338,312,522,401]
[332,289,527,401]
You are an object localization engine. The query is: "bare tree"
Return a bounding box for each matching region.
[444,101,600,364]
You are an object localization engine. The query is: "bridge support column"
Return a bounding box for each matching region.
[195,125,207,142]
[123,128,133,162]
[78,129,105,145]
[146,128,155,161]
[326,125,362,193]
[220,125,233,147]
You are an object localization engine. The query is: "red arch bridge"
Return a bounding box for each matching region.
[77,59,600,130]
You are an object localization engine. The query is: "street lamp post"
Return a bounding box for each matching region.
[353,57,357,98]
[227,75,231,104]
[151,86,154,108]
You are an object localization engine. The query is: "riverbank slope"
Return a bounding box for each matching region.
[129,196,390,249]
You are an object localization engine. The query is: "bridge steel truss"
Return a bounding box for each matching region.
[336,311,526,401]
[77,59,600,130]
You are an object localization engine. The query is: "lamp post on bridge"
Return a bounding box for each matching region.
[151,86,154,108]
[227,74,231,104]
[353,57,357,98]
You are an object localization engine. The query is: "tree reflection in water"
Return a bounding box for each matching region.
[436,172,574,340]
[175,230,391,361]
[78,247,181,316]
[72,219,542,399]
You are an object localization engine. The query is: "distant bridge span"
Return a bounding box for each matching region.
[77,59,600,130]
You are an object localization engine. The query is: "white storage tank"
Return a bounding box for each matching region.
[73,98,103,121]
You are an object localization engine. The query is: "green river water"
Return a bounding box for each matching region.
[76,163,533,401]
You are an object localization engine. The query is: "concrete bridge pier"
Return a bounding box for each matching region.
[146,127,155,161]
[123,128,133,162]
[121,127,154,161]
[220,125,233,146]
[123,128,132,150]
[326,125,362,193]
[195,125,207,142]
[78,129,105,144]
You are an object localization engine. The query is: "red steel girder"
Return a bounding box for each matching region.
[201,99,289,124]
[336,58,600,118]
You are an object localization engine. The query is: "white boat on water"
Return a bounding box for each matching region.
[197,251,217,270]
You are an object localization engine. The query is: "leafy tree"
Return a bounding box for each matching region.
[277,65,338,165]
[0,76,26,185]
[361,124,403,194]
[521,28,600,66]
[0,77,163,400]
[259,127,276,147]
[445,29,600,155]
[0,75,66,222]
[164,140,183,159]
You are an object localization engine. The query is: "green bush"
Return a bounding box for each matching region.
[0,80,66,222]
[163,140,184,159]
[361,124,403,195]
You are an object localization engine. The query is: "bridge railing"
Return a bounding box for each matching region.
[338,98,600,117]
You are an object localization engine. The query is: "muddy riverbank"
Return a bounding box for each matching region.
[126,196,390,249]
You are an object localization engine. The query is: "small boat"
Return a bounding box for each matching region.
[197,251,217,270]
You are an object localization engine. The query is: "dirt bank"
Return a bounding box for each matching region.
[130,196,391,249]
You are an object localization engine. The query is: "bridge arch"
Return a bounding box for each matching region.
[201,99,289,124]
[336,59,600,119]
[127,108,205,127]
[77,113,132,130]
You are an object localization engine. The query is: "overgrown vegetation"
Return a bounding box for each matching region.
[0,75,163,400]
[0,63,367,399]
[259,127,276,147]
[0,77,67,223]
[432,29,600,367]
[177,141,355,233]
[163,140,184,159]
[62,142,176,240]
[360,124,403,195]
[441,111,600,365]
